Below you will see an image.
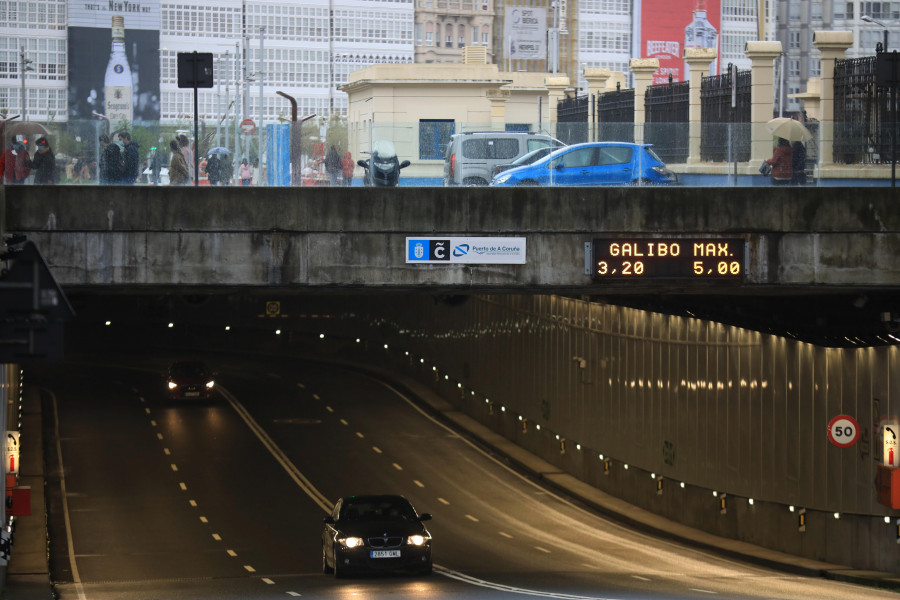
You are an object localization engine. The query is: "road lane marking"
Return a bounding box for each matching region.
[438,498,450,505]
[170,463,178,471]
[313,394,320,400]
[436,565,620,599]
[340,419,349,426]
[689,590,717,595]
[179,482,187,491]
[325,406,334,413]
[631,575,650,581]
[414,480,425,488]
[392,462,403,470]
[51,393,87,600]
[262,578,275,584]
[287,592,302,597]
[244,565,256,573]
[156,433,163,440]
[145,408,151,415]
[150,420,157,427]
[163,448,171,455]
[372,446,382,454]
[189,499,197,507]
[200,516,208,523]
[498,531,513,538]
[227,550,238,557]
[356,432,365,438]
[465,514,479,522]
[297,383,306,389]
[534,546,551,553]
[212,534,222,541]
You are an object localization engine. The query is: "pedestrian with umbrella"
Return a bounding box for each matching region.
[31,138,57,184]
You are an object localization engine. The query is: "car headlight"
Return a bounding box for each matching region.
[206,380,215,389]
[167,381,177,390]
[407,535,429,546]
[492,173,512,185]
[339,536,364,548]
[652,166,676,180]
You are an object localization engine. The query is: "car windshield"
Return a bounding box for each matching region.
[644,146,663,163]
[171,363,208,377]
[372,140,397,161]
[340,497,417,521]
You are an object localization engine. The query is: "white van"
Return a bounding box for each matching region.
[443,132,563,186]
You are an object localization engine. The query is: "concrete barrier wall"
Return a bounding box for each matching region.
[3,185,900,290]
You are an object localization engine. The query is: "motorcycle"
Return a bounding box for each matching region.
[357,140,410,187]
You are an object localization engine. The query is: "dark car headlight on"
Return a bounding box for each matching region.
[167,381,177,390]
[406,534,429,546]
[205,380,215,389]
[338,536,364,548]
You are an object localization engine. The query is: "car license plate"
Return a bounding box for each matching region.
[185,391,200,397]
[370,550,400,558]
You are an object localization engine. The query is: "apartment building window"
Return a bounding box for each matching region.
[458,25,465,48]
[789,31,800,49]
[416,24,423,46]
[482,26,489,46]
[426,22,433,46]
[419,119,454,160]
[789,59,800,77]
[834,2,854,19]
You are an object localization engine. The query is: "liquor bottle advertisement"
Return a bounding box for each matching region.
[637,0,721,84]
[67,2,161,122]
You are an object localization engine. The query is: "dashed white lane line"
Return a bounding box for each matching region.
[212,534,222,541]
[156,433,163,440]
[534,546,551,554]
[287,592,302,597]
[170,464,178,472]
[414,480,425,488]
[438,498,450,505]
[339,419,349,426]
[243,565,256,573]
[465,514,479,522]
[498,531,513,539]
[325,406,334,413]
[163,448,171,455]
[199,516,208,524]
[631,575,651,581]
[262,578,275,585]
[372,446,382,454]
[312,394,320,400]
[297,383,306,389]
[189,499,197,507]
[144,408,151,415]
[150,420,157,427]
[689,589,717,595]
[392,463,403,471]
[179,482,187,491]
[227,550,238,557]
[355,432,364,438]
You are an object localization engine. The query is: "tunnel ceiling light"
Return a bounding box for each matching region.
[168,322,174,328]
[105,320,112,326]
[276,329,282,335]
[680,482,685,488]
[356,338,361,343]
[319,333,325,339]
[384,344,389,349]
[225,325,231,331]
[598,454,604,460]
[834,512,840,519]
[748,498,754,505]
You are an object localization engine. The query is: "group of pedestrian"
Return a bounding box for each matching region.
[97,131,142,184]
[1,137,59,184]
[319,145,355,186]
[765,137,807,186]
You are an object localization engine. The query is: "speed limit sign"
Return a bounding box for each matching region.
[827,414,860,448]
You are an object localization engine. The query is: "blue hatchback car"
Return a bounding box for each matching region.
[489,142,678,187]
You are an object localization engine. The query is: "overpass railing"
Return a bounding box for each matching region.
[1,118,894,188]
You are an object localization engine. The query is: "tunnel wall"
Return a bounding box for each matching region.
[315,293,899,572]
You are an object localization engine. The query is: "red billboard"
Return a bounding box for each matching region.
[640,0,720,84]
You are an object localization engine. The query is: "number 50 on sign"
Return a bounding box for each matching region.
[827,414,860,448]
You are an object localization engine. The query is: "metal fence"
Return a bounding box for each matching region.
[556,94,590,145]
[645,79,690,164]
[596,85,635,143]
[700,69,751,162]
[833,55,896,164]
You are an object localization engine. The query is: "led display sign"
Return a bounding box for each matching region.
[591,238,745,280]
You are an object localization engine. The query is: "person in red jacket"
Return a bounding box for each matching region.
[0,142,32,184]
[765,137,793,185]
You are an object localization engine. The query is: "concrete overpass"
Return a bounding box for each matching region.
[2,185,899,293]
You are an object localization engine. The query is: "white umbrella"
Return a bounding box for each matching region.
[766,118,813,143]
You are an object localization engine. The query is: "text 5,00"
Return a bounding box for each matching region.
[694,261,742,276]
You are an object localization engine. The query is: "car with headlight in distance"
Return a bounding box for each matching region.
[165,361,216,399]
[322,495,433,577]
[489,141,678,187]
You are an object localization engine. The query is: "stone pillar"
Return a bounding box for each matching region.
[744,41,783,164]
[790,77,822,121]
[629,58,659,144]
[486,88,510,131]
[584,68,611,142]
[813,31,853,167]
[545,76,570,139]
[683,48,717,164]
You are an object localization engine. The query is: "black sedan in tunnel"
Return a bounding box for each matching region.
[322,495,433,577]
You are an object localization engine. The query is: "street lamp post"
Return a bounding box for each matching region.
[861,15,889,52]
[19,47,33,121]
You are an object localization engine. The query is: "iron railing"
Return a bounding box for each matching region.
[596,85,635,143]
[645,79,690,164]
[700,69,751,162]
[833,55,896,164]
[556,94,590,145]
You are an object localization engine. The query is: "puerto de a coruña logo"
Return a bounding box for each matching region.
[412,241,425,260]
[452,244,469,258]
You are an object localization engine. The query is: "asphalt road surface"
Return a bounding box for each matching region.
[29,351,898,600]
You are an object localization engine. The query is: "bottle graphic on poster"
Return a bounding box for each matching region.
[104,15,133,124]
[684,6,718,80]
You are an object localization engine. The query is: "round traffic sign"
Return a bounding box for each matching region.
[827,414,860,448]
[241,118,257,135]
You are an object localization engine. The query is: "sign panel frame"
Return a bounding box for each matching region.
[406,237,526,265]
[590,237,745,281]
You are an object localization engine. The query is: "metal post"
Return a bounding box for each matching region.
[243,35,249,165]
[258,26,265,172]
[19,47,32,121]
[216,54,222,147]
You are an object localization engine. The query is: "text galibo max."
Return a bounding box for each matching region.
[606,241,736,258]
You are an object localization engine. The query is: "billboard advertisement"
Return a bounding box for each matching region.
[504,7,547,61]
[68,2,161,123]
[640,0,720,84]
